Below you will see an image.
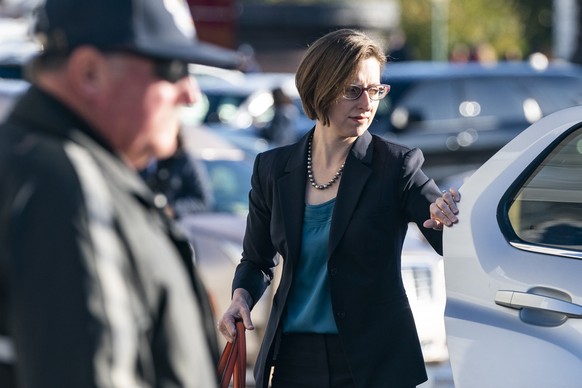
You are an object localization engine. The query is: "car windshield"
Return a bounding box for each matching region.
[202,158,252,216]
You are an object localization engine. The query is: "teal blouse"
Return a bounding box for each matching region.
[282,198,338,334]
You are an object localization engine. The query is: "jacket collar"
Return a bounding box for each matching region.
[282,128,373,172]
[277,130,311,263]
[329,130,373,255]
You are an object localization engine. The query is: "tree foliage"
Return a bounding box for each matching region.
[239,0,553,61]
[400,0,552,61]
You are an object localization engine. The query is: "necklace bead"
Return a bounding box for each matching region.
[307,135,345,190]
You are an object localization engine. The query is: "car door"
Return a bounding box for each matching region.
[443,105,582,388]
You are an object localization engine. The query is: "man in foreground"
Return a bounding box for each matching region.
[0,0,240,386]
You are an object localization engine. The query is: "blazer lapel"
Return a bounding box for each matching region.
[329,131,373,256]
[277,132,310,264]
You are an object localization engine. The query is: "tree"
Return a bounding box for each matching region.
[400,0,551,61]
[571,0,582,63]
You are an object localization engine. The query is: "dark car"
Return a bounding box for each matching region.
[0,40,37,122]
[374,60,582,181]
[0,78,29,123]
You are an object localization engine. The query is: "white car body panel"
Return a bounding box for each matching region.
[403,224,449,363]
[444,106,582,387]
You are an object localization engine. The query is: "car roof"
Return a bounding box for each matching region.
[382,60,582,81]
[188,63,246,89]
[0,38,40,79]
[201,72,298,97]
[181,124,249,161]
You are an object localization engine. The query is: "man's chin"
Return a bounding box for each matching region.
[129,142,177,171]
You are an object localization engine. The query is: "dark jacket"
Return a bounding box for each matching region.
[0,87,218,387]
[140,147,214,217]
[233,129,443,388]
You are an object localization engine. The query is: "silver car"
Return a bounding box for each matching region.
[444,105,582,387]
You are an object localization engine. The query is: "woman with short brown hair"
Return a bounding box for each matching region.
[219,28,459,388]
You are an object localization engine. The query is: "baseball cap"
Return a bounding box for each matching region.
[34,0,243,69]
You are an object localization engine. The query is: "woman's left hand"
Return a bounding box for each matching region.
[423,188,461,230]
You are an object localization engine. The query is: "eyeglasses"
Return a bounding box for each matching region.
[151,58,190,83]
[106,49,190,83]
[342,84,391,101]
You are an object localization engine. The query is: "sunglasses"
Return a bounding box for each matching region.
[342,84,391,101]
[151,58,190,83]
[106,49,190,83]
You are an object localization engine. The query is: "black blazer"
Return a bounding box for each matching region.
[233,129,443,388]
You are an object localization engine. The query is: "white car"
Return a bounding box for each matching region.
[402,224,449,364]
[444,105,582,387]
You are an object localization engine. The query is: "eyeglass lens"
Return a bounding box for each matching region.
[344,84,390,100]
[105,49,190,83]
[153,59,190,83]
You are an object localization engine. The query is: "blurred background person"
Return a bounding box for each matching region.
[386,29,412,62]
[141,130,214,218]
[261,87,299,146]
[449,42,471,63]
[237,42,262,73]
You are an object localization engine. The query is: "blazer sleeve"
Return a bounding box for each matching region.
[232,152,279,307]
[399,147,444,255]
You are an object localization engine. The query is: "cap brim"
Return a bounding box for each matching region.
[136,40,243,69]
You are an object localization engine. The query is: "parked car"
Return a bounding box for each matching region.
[402,224,449,363]
[179,212,273,365]
[181,125,255,215]
[376,60,582,181]
[177,125,272,365]
[0,78,28,123]
[0,37,38,79]
[443,105,582,387]
[0,39,36,121]
[183,71,314,142]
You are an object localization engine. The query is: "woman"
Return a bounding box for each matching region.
[218,29,459,388]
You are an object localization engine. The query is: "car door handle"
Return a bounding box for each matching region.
[495,290,582,318]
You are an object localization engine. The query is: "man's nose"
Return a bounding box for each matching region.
[178,75,201,106]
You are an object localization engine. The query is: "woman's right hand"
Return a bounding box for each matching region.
[217,288,255,342]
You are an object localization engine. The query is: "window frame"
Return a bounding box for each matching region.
[497,122,582,260]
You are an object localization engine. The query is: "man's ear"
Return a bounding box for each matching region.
[66,46,109,100]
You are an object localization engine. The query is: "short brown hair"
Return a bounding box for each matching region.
[295,29,386,126]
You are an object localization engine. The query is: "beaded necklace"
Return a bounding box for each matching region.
[307,135,345,190]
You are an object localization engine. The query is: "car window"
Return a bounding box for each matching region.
[506,127,582,251]
[203,159,252,216]
[520,76,582,114]
[463,77,535,125]
[203,92,247,124]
